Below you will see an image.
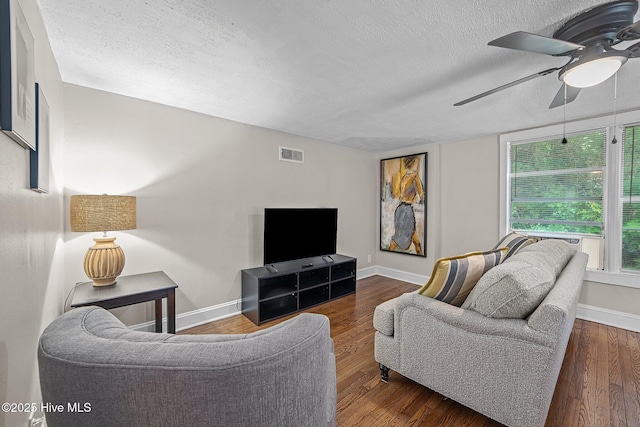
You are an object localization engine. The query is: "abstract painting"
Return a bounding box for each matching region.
[380,153,427,257]
[30,83,49,192]
[0,0,36,149]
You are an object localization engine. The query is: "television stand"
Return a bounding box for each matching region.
[241,254,357,325]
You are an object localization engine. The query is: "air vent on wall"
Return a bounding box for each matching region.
[279,146,304,163]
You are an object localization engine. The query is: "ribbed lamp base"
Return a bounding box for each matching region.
[83,237,125,286]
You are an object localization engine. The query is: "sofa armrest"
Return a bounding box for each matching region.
[394,292,555,348]
[373,297,397,336]
[373,290,421,336]
[528,252,587,335]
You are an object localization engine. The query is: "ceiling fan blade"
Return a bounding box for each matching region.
[548,84,581,109]
[617,21,640,41]
[454,68,559,106]
[489,31,583,56]
[628,40,640,57]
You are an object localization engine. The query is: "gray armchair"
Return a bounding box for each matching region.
[38,306,336,427]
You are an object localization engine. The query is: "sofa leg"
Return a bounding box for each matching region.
[379,363,390,383]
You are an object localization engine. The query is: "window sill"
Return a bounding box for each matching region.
[583,270,640,289]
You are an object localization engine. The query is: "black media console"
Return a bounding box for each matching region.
[241,254,357,325]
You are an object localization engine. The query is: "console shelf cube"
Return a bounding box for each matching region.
[241,254,356,325]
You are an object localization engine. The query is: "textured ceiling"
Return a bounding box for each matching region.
[37,0,640,151]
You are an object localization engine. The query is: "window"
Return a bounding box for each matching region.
[622,125,640,272]
[510,130,605,235]
[500,110,640,287]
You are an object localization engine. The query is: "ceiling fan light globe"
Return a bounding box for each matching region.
[560,54,627,88]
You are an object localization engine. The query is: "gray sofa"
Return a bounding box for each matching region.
[374,240,588,427]
[38,306,336,427]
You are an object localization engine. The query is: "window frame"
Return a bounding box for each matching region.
[500,110,640,289]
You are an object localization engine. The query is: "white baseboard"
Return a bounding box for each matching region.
[355,265,378,279]
[359,265,427,286]
[131,299,241,332]
[576,303,640,333]
[131,267,640,334]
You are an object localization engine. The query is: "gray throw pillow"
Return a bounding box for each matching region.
[518,239,575,277]
[462,259,556,319]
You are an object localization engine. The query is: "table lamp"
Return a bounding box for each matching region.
[70,195,136,286]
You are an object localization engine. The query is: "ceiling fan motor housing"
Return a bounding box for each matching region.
[552,0,638,46]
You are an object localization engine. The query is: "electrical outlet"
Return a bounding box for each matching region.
[367,254,372,263]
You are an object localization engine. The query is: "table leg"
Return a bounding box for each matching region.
[167,289,176,334]
[155,299,162,333]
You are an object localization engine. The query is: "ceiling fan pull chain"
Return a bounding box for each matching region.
[562,84,568,144]
[612,72,618,145]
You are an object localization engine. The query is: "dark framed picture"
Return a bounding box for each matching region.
[0,0,36,150]
[30,83,49,192]
[380,153,427,257]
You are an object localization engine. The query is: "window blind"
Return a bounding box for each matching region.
[509,130,606,235]
[622,125,640,271]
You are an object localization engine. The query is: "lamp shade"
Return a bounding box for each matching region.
[70,195,136,233]
[70,195,136,286]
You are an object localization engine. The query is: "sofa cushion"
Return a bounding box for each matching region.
[417,248,508,306]
[462,239,575,318]
[493,231,538,260]
[461,260,555,318]
[518,239,576,277]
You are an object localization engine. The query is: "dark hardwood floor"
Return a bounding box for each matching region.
[183,276,640,426]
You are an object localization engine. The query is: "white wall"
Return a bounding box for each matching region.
[0,1,64,426]
[439,135,501,255]
[580,281,640,316]
[63,84,377,326]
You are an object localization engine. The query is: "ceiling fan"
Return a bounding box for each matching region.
[454,0,640,108]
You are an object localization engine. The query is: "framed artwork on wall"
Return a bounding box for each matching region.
[380,153,427,257]
[0,0,36,150]
[30,83,49,192]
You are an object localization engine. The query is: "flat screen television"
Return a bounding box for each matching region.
[264,208,337,264]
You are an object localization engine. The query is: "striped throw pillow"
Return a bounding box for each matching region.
[417,248,508,306]
[493,232,537,260]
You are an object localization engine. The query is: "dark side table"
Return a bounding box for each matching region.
[70,271,178,333]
